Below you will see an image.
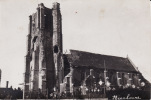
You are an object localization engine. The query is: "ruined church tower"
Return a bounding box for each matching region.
[24,2,63,96]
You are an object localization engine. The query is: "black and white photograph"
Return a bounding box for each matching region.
[0,0,151,99]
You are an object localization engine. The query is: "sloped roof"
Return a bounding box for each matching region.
[66,50,137,72]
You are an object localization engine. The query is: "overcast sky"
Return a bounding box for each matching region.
[0,0,151,88]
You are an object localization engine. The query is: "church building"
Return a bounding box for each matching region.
[61,50,147,95]
[24,2,149,98]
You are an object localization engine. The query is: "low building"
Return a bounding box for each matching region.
[61,50,150,97]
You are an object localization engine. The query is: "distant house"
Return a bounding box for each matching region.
[0,81,23,99]
[0,88,13,99]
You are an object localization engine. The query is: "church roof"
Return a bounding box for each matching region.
[66,50,138,72]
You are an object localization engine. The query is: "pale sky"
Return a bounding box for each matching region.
[0,0,151,88]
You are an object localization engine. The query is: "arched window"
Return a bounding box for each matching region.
[54,45,59,53]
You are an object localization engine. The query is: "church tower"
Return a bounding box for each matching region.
[24,2,63,97]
